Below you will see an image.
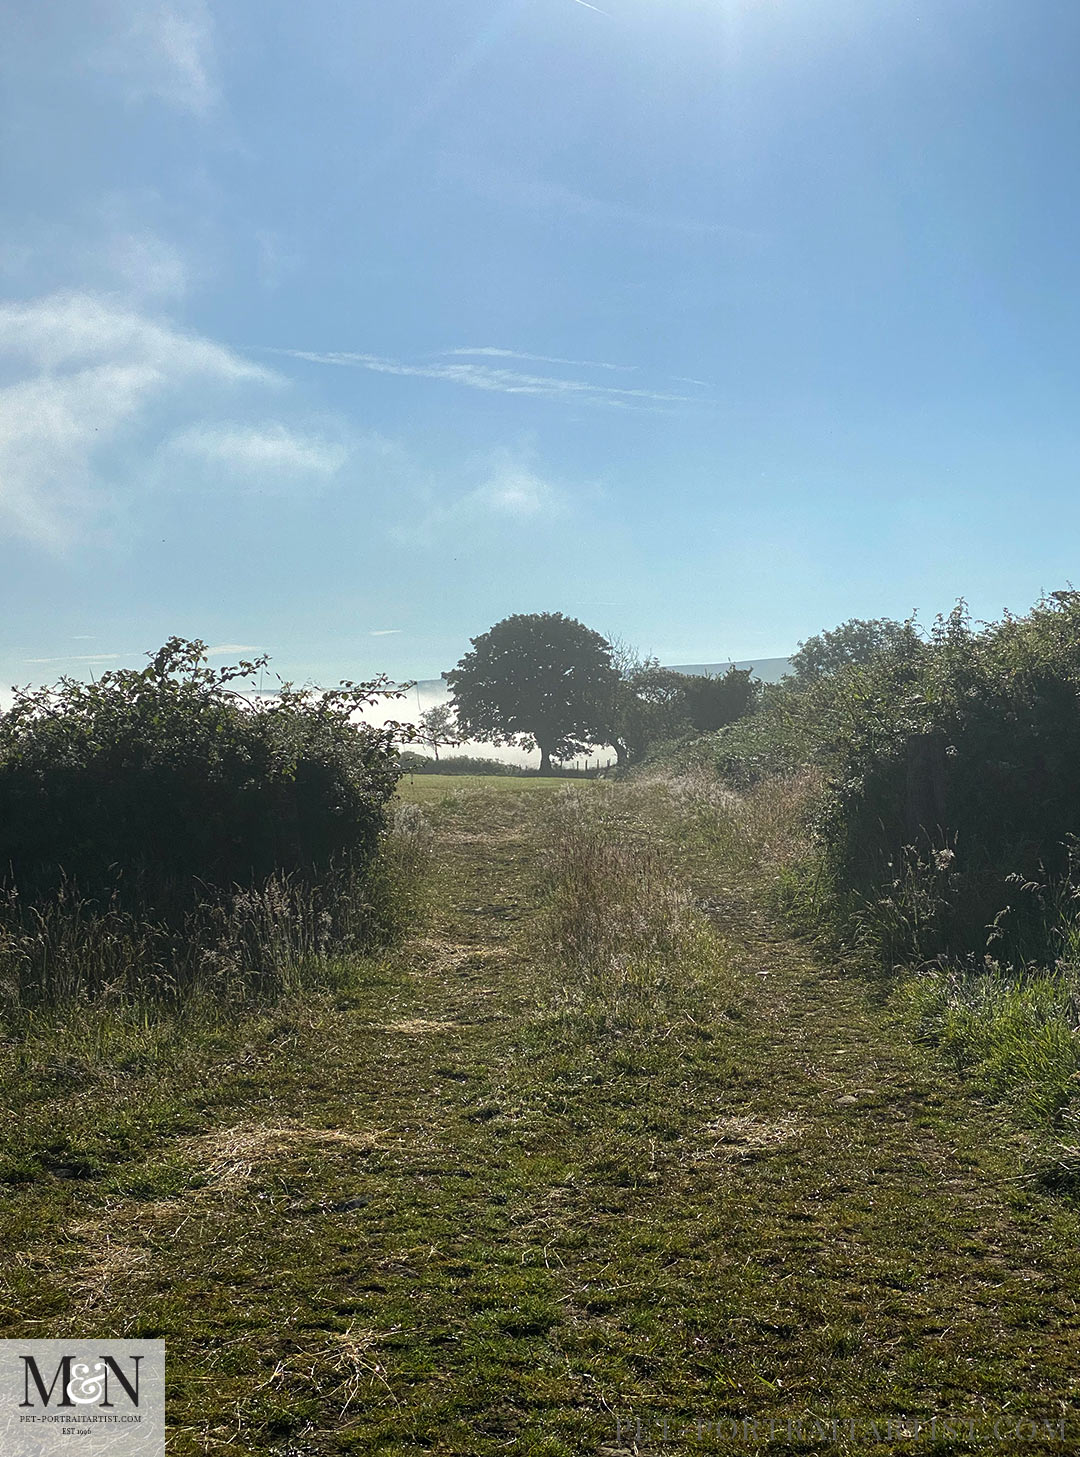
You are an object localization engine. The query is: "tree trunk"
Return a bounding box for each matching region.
[538,744,553,775]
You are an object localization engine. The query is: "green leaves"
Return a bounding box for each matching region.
[0,639,406,917]
[445,613,619,769]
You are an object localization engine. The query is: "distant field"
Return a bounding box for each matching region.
[397,773,573,804]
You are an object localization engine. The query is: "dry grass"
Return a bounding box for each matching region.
[67,1119,391,1315]
[378,1017,464,1036]
[625,766,821,882]
[190,1122,385,1191]
[534,787,718,1034]
[697,1112,805,1162]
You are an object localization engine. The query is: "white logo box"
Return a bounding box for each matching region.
[0,1341,164,1457]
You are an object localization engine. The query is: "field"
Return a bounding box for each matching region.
[4,778,1080,1453]
[397,773,571,804]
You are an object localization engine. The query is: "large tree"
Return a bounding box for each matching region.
[445,613,618,774]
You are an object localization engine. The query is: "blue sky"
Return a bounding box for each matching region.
[4,0,1080,689]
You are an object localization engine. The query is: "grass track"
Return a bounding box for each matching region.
[3,781,1080,1454]
[397,773,572,805]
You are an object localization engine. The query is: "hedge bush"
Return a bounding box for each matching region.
[711,594,1080,968]
[0,638,405,915]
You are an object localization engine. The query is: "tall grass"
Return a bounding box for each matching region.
[899,962,1080,1124]
[534,787,720,1038]
[0,803,434,1019]
[669,767,820,884]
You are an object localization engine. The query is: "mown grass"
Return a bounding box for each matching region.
[4,778,1080,1453]
[398,773,572,806]
[678,762,1080,1141]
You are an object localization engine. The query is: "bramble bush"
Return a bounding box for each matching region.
[0,639,415,1004]
[816,596,1080,963]
[713,594,1080,969]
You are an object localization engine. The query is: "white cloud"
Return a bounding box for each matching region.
[276,347,692,408]
[0,366,147,549]
[0,292,269,382]
[94,0,217,116]
[170,423,348,483]
[0,291,274,548]
[22,653,124,665]
[105,231,192,301]
[467,464,559,520]
[441,346,636,374]
[205,644,263,657]
[370,630,402,637]
[407,454,568,541]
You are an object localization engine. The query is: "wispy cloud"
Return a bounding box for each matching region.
[169,423,348,483]
[274,348,692,409]
[205,644,263,657]
[0,216,199,308]
[22,653,124,665]
[449,157,760,244]
[94,0,217,116]
[443,346,711,391]
[370,629,402,637]
[405,452,569,543]
[440,346,636,374]
[0,291,273,548]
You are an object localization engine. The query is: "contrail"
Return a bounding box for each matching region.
[569,0,610,13]
[442,347,636,373]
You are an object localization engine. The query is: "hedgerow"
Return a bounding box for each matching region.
[0,639,413,1003]
[713,593,1080,970]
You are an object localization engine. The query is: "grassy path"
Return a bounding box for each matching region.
[3,779,1080,1454]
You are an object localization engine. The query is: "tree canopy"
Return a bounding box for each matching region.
[445,613,618,773]
[679,664,760,732]
[416,703,459,762]
[607,647,761,765]
[607,653,688,765]
[790,617,916,684]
